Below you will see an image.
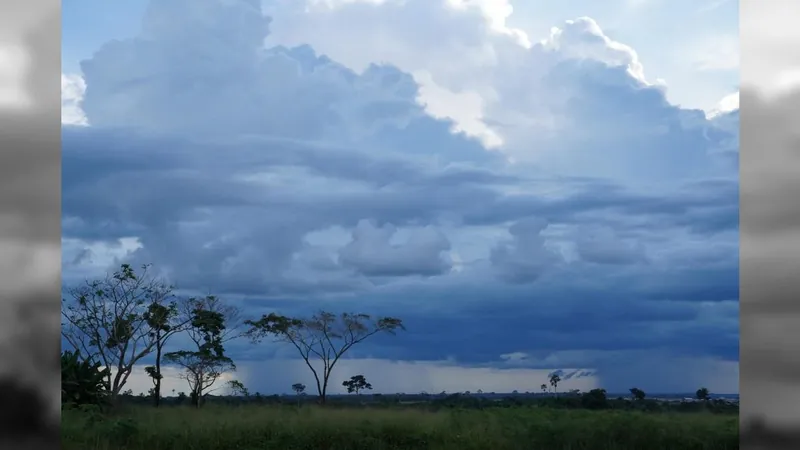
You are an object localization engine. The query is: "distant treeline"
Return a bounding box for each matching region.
[114,389,738,414]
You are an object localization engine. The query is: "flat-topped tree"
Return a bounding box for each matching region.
[245,311,404,404]
[291,383,306,406]
[343,375,372,395]
[292,383,306,396]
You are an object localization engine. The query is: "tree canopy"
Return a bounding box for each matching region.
[245,311,403,403]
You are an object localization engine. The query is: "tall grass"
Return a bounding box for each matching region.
[62,404,738,450]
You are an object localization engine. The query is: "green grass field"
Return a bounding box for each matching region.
[62,404,739,450]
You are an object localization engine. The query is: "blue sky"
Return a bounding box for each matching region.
[61,0,739,396]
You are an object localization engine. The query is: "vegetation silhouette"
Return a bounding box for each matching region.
[342,374,373,395]
[244,311,403,404]
[59,263,739,450]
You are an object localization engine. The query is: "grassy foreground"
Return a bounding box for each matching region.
[62,404,739,450]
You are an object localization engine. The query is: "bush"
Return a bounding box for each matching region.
[581,389,609,410]
[61,350,110,408]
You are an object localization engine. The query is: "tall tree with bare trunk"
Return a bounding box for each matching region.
[61,263,175,401]
[164,296,242,408]
[245,311,403,404]
[142,299,195,407]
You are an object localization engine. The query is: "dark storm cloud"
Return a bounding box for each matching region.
[61,0,739,393]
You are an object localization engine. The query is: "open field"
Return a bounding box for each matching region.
[62,404,738,450]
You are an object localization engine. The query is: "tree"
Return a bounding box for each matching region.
[549,373,561,397]
[143,299,192,407]
[540,384,547,394]
[164,296,241,408]
[696,387,710,401]
[227,380,249,397]
[342,375,373,395]
[245,311,403,404]
[629,387,646,401]
[61,263,174,400]
[292,383,306,406]
[292,383,306,395]
[581,388,608,410]
[60,350,110,407]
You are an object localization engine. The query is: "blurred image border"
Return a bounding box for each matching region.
[0,0,62,445]
[740,0,800,447]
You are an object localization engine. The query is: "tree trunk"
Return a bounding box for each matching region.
[153,343,162,407]
[321,371,333,405]
[110,383,124,406]
[108,391,120,409]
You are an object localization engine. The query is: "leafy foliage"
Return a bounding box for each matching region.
[580,388,609,410]
[227,380,249,397]
[629,387,646,401]
[143,300,189,407]
[163,296,239,407]
[549,373,561,396]
[342,375,373,395]
[61,349,110,407]
[61,263,174,398]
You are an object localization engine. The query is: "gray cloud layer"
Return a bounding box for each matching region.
[62,0,739,393]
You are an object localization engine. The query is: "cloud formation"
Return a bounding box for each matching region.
[338,220,452,277]
[60,74,86,125]
[62,0,738,394]
[490,218,562,283]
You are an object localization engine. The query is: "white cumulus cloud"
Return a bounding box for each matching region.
[61,73,87,125]
[60,0,739,393]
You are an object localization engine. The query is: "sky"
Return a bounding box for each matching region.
[60,0,739,397]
